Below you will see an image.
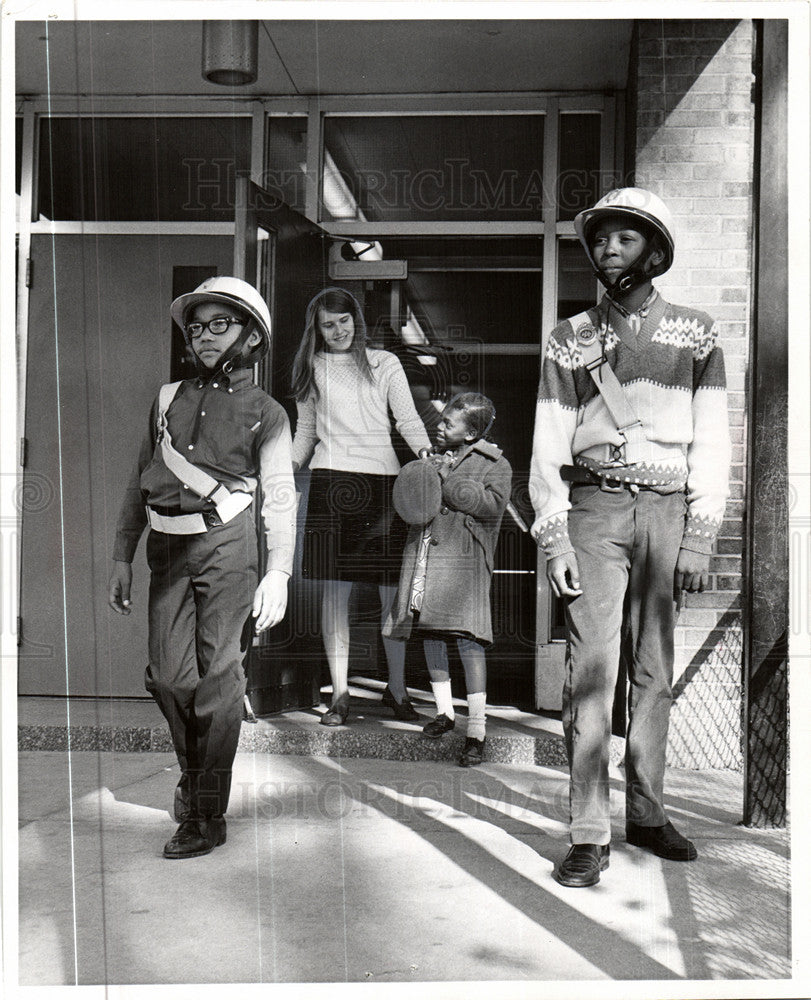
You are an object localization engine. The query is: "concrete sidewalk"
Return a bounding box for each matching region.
[16,742,790,991]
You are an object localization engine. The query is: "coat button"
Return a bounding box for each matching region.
[429,537,439,546]
[188,444,194,451]
[440,506,449,515]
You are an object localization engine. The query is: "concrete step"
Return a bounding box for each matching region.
[17,682,626,767]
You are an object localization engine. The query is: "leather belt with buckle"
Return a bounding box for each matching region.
[560,465,634,493]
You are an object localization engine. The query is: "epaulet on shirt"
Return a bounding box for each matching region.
[471,439,502,460]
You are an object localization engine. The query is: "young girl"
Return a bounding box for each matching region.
[291,287,432,726]
[385,393,512,766]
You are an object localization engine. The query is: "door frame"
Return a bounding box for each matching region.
[232,176,330,714]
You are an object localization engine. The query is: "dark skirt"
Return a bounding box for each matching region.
[301,469,407,584]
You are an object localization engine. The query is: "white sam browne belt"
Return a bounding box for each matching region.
[146,381,252,535]
[569,311,650,467]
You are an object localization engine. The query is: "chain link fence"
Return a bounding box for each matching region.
[667,612,743,770]
[666,611,788,829]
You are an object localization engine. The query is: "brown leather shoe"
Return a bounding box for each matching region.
[553,844,610,887]
[163,817,226,859]
[626,820,697,861]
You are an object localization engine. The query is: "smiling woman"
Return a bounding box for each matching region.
[290,287,432,726]
[317,307,355,353]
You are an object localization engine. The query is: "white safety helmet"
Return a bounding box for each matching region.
[170,276,272,362]
[574,187,675,284]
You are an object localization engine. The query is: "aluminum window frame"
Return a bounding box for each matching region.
[15,91,622,653]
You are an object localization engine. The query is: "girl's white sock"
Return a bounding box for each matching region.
[430,679,455,720]
[466,691,487,741]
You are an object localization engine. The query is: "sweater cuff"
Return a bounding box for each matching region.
[532,511,574,559]
[681,512,719,555]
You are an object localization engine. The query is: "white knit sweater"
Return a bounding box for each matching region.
[291,348,431,475]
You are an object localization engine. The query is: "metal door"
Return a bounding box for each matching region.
[19,234,233,696]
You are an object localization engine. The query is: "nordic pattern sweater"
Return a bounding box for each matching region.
[529,291,731,559]
[291,348,431,475]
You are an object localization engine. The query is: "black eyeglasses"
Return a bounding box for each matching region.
[185,317,243,338]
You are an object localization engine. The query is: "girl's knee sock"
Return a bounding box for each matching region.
[424,639,454,719]
[466,691,487,741]
[430,680,455,720]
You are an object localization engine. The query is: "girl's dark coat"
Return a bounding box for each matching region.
[385,439,512,646]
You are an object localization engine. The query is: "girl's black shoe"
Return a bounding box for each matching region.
[320,692,350,727]
[422,714,455,739]
[381,685,420,721]
[458,737,485,767]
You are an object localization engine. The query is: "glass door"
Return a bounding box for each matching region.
[351,237,544,706]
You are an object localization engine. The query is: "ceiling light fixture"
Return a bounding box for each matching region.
[202,21,258,86]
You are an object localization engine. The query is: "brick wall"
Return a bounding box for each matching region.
[632,19,755,767]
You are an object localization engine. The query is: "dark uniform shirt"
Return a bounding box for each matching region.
[113,368,295,572]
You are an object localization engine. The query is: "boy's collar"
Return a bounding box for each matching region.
[599,286,659,319]
[195,367,254,389]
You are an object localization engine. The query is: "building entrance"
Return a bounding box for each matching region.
[332,237,549,707]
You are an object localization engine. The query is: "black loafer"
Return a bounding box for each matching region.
[163,817,226,859]
[626,820,698,861]
[320,693,350,727]
[553,844,610,887]
[381,685,420,722]
[422,713,455,739]
[458,737,485,767]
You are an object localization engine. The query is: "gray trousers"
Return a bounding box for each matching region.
[145,509,257,818]
[565,485,685,845]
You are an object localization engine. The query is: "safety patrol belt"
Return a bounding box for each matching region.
[567,310,653,466]
[149,381,253,529]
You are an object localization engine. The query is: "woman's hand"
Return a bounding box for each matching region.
[253,569,290,632]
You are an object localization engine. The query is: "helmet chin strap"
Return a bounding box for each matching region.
[595,248,662,302]
[192,320,261,378]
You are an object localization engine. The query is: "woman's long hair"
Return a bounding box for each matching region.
[291,287,374,401]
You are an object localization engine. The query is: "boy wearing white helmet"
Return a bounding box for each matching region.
[529,189,730,887]
[108,277,295,859]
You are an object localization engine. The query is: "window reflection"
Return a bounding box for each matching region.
[323,115,544,222]
[38,117,250,221]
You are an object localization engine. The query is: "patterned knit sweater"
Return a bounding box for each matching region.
[529,290,731,558]
[292,348,431,475]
